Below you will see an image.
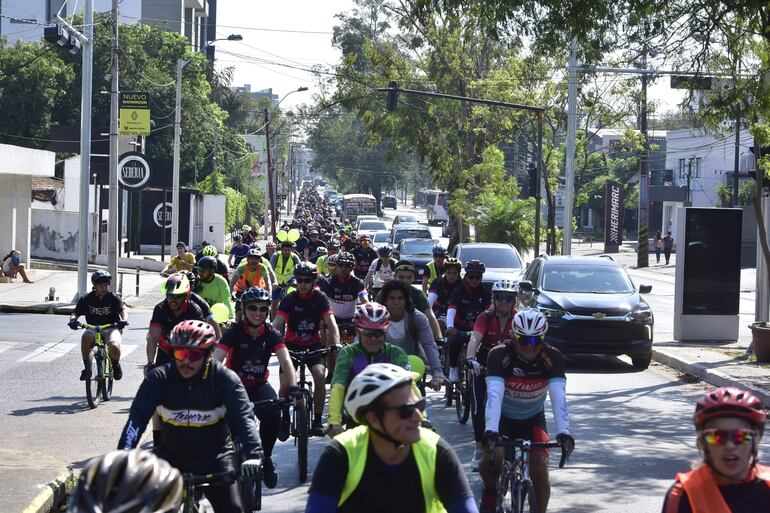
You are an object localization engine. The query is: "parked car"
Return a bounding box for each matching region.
[393,238,439,284]
[392,214,419,227]
[450,242,525,290]
[522,254,654,369]
[382,195,398,209]
[357,219,389,239]
[390,223,433,247]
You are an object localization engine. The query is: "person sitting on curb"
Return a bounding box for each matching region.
[161,242,195,276]
[2,249,32,283]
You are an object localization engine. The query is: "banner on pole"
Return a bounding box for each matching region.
[119,92,151,135]
[604,181,623,253]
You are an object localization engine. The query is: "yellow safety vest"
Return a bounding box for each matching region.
[274,254,296,284]
[335,425,447,513]
[427,260,440,286]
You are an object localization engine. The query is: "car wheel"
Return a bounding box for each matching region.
[631,355,651,370]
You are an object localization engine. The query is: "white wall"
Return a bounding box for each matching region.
[0,174,32,265]
[30,209,90,261]
[202,194,225,251]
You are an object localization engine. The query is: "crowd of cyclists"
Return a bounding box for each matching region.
[64,180,769,513]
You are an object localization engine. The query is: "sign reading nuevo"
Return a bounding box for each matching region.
[119,91,151,135]
[117,152,151,190]
[604,181,623,253]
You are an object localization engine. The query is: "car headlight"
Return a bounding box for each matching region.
[538,307,569,319]
[627,304,652,323]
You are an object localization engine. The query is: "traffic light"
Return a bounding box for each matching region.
[385,81,400,112]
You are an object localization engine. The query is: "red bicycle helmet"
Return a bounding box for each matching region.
[168,320,218,350]
[266,241,276,250]
[353,302,391,331]
[694,386,766,430]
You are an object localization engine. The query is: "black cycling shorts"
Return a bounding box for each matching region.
[499,411,550,455]
[282,342,326,370]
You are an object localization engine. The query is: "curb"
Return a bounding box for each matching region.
[21,467,73,513]
[0,303,75,315]
[652,348,770,405]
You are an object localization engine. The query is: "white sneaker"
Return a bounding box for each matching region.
[449,367,459,383]
[471,449,482,471]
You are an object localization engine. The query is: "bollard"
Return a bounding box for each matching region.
[136,267,140,297]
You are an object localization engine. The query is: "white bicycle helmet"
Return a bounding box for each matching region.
[492,279,518,294]
[344,363,419,423]
[513,309,548,336]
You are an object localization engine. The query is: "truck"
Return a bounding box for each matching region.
[426,189,448,225]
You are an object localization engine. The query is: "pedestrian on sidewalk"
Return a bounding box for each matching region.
[654,231,664,264]
[2,249,32,283]
[663,231,674,265]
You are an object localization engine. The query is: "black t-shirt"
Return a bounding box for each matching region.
[662,478,770,513]
[297,236,310,254]
[309,436,473,513]
[352,246,378,274]
[276,290,332,346]
[429,278,460,316]
[218,322,285,387]
[448,282,491,331]
[342,238,357,252]
[319,275,366,321]
[74,291,124,325]
[150,296,208,345]
[307,240,327,263]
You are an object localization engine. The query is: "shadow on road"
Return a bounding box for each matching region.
[564,354,642,374]
[9,395,132,416]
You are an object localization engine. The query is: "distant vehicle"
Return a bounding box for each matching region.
[357,220,389,239]
[390,223,433,247]
[450,242,525,290]
[392,214,419,227]
[343,194,377,224]
[371,231,392,249]
[355,215,381,231]
[425,189,448,225]
[382,195,398,209]
[522,255,654,369]
[393,238,439,284]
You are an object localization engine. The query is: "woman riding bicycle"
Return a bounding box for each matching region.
[213,286,300,489]
[427,256,462,335]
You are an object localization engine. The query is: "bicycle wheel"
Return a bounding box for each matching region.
[497,463,513,513]
[296,396,309,483]
[456,367,471,424]
[85,351,101,409]
[513,479,537,513]
[241,472,260,512]
[100,350,113,402]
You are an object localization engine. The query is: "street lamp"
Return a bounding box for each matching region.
[170,34,242,253]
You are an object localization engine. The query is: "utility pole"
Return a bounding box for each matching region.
[732,103,741,207]
[171,57,183,249]
[534,113,543,257]
[77,0,94,297]
[563,38,578,255]
[106,0,120,285]
[264,108,277,239]
[637,22,650,268]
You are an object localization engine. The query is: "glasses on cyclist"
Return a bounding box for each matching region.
[171,348,206,362]
[337,263,353,269]
[494,293,515,303]
[516,335,543,347]
[702,428,755,446]
[245,305,270,313]
[466,273,482,281]
[360,329,386,339]
[166,293,186,301]
[384,397,427,419]
[296,278,315,284]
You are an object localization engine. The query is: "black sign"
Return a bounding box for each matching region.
[118,152,151,190]
[139,190,191,247]
[604,181,624,253]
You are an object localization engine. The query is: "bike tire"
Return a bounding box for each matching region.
[297,398,309,483]
[100,351,113,402]
[456,367,471,424]
[85,351,101,409]
[514,480,537,513]
[497,463,513,513]
[241,473,259,512]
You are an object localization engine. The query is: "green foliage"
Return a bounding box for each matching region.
[223,187,247,233]
[715,182,732,207]
[472,195,537,253]
[738,180,755,206]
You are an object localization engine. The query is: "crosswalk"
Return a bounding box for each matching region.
[0,341,140,363]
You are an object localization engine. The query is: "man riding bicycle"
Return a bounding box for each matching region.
[214,287,301,489]
[231,248,275,298]
[270,241,302,316]
[479,309,574,513]
[365,245,396,293]
[120,320,262,513]
[428,257,462,334]
[195,256,235,321]
[422,244,447,294]
[351,234,377,280]
[68,270,127,381]
[308,363,478,513]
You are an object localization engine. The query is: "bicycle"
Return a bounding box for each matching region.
[491,436,568,513]
[76,321,127,409]
[179,470,238,513]
[442,331,471,407]
[455,358,482,424]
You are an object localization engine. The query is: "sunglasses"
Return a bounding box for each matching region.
[384,397,427,420]
[466,274,482,280]
[494,294,515,302]
[702,428,755,446]
[296,278,315,284]
[245,305,270,313]
[361,329,386,338]
[166,293,186,301]
[172,348,206,362]
[517,335,543,347]
[337,263,353,269]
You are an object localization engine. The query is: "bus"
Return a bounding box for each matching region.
[342,194,377,223]
[426,189,448,225]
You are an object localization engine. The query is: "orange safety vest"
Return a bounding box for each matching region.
[665,464,770,513]
[234,264,267,293]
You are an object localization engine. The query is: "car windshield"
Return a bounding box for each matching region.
[394,229,431,244]
[359,221,387,231]
[459,247,522,269]
[373,232,390,242]
[402,240,436,255]
[397,216,417,223]
[542,264,635,293]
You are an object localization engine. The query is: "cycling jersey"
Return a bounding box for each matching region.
[428,278,460,317]
[169,253,195,272]
[352,246,377,277]
[319,275,367,322]
[149,293,212,350]
[232,263,269,293]
[472,310,515,365]
[74,291,124,325]
[368,258,395,286]
[229,244,249,266]
[275,290,332,346]
[662,466,770,513]
[197,274,234,320]
[217,322,285,387]
[270,252,300,284]
[118,359,262,472]
[447,282,491,331]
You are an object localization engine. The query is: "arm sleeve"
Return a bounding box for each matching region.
[428,291,438,307]
[446,307,457,329]
[331,347,353,386]
[217,278,235,319]
[118,371,162,449]
[414,312,443,377]
[306,442,348,513]
[222,370,263,460]
[548,377,570,435]
[435,438,478,513]
[328,383,346,425]
[485,376,504,433]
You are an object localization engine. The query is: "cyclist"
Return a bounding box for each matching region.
[422,244,447,294]
[66,449,183,513]
[315,246,330,275]
[446,260,491,383]
[365,244,395,293]
[327,303,409,438]
[320,251,369,326]
[380,279,444,391]
[305,229,327,263]
[325,253,339,280]
[308,363,478,513]
[428,257,462,334]
[214,287,301,489]
[228,235,249,268]
[200,245,229,280]
[465,279,518,470]
[479,309,574,513]
[263,241,277,262]
[161,242,195,276]
[377,260,443,341]
[273,262,340,435]
[120,321,262,513]
[270,241,301,315]
[351,234,377,279]
[195,256,234,321]
[240,224,254,246]
[231,248,275,297]
[68,270,127,381]
[662,387,769,513]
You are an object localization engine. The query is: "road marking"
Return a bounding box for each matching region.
[120,344,139,357]
[18,343,77,363]
[0,341,16,355]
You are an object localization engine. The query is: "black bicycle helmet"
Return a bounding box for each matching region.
[443,257,462,270]
[247,248,261,258]
[91,270,111,284]
[195,256,218,271]
[464,259,486,274]
[67,449,182,513]
[337,252,356,265]
[294,262,319,278]
[394,260,416,273]
[328,239,341,249]
[316,246,328,256]
[377,245,392,257]
[432,244,447,257]
[241,286,271,304]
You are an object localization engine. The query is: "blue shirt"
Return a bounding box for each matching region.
[229,244,250,266]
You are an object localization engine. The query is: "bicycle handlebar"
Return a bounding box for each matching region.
[181,469,237,486]
[288,347,336,362]
[76,321,128,331]
[252,397,291,409]
[493,437,569,469]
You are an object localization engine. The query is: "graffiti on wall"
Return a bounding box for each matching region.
[30,210,85,260]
